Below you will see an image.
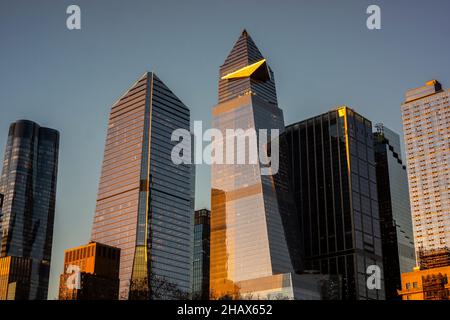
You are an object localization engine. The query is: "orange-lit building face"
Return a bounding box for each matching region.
[91,74,148,298]
[62,242,120,278]
[58,242,120,300]
[91,72,194,299]
[210,30,300,299]
[399,266,450,300]
[0,256,32,300]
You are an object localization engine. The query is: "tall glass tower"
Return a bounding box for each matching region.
[91,72,194,299]
[401,80,450,252]
[0,120,59,300]
[285,107,385,300]
[210,30,304,299]
[373,124,415,300]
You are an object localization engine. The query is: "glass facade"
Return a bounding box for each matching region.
[91,72,194,299]
[192,209,210,299]
[401,80,450,251]
[373,124,415,300]
[210,30,301,299]
[285,107,385,300]
[0,120,59,300]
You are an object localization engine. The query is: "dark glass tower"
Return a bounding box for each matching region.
[373,124,415,300]
[285,107,385,300]
[91,72,194,299]
[192,209,210,300]
[0,120,59,300]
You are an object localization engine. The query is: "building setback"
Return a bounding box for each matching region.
[91,72,194,299]
[285,107,385,300]
[373,124,415,300]
[0,120,59,300]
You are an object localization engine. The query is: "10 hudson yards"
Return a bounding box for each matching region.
[0,1,449,319]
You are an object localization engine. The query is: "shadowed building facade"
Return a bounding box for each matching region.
[285,107,385,300]
[373,124,415,300]
[91,72,194,299]
[192,209,210,299]
[210,30,305,299]
[0,120,59,300]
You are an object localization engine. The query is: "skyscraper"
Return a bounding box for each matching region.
[192,209,210,300]
[0,120,59,300]
[373,124,415,300]
[401,80,450,252]
[91,72,194,299]
[210,30,304,300]
[285,107,385,300]
[58,242,120,300]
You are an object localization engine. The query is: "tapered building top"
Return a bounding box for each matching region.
[221,29,264,73]
[218,29,277,104]
[211,30,303,300]
[91,72,193,299]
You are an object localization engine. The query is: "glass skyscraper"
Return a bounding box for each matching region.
[210,30,304,300]
[192,209,210,300]
[91,72,194,299]
[373,124,415,300]
[285,107,385,300]
[401,80,450,252]
[0,120,59,300]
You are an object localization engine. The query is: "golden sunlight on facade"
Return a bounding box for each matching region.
[58,242,120,300]
[399,248,450,300]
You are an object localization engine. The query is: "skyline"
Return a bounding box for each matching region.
[1,0,450,299]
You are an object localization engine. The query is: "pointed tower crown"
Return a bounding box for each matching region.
[220,30,265,76]
[218,30,277,104]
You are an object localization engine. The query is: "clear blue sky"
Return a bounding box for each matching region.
[0,0,449,299]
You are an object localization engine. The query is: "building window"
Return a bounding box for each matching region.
[406,283,411,290]
[413,282,418,289]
